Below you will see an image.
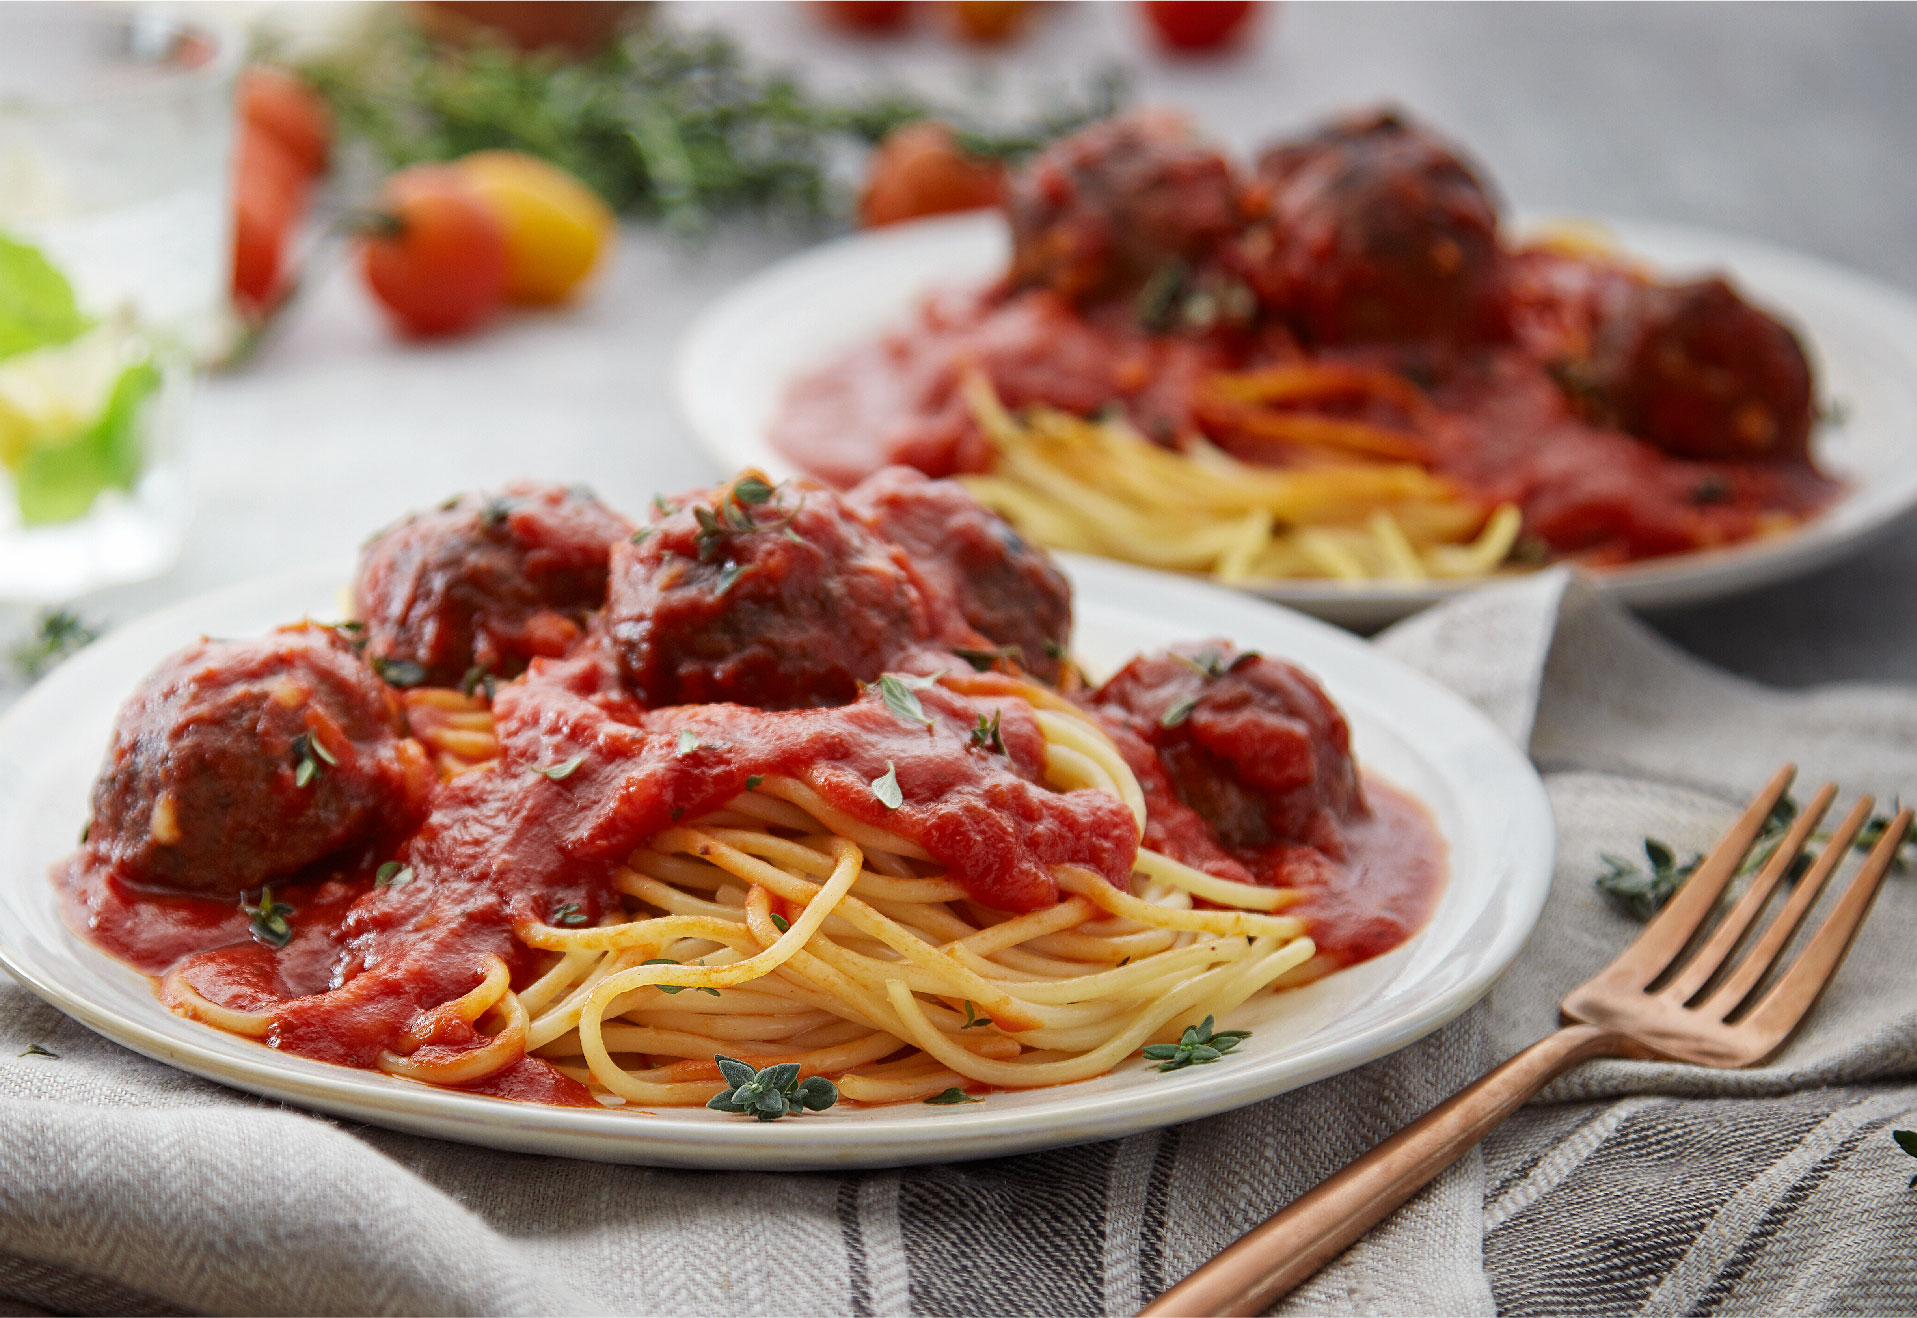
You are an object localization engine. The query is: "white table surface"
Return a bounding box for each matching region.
[6,0,1915,696]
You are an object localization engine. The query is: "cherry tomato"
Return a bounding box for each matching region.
[410,2,638,56]
[1140,0,1259,51]
[359,166,509,338]
[814,1,913,33]
[238,66,332,180]
[949,1,1033,43]
[860,122,1005,228]
[231,126,308,314]
[454,150,615,306]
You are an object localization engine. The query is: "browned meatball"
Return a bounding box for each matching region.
[354,482,632,688]
[1089,641,1364,857]
[847,467,1072,682]
[605,475,935,709]
[1005,109,1243,306]
[86,624,434,897]
[1241,109,1503,345]
[1579,276,1815,462]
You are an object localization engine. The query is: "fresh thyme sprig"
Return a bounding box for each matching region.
[9,608,99,680]
[1141,1015,1250,1072]
[1595,793,1917,921]
[242,887,295,949]
[969,710,1006,756]
[706,1056,838,1120]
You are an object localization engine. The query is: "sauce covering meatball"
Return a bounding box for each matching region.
[1006,109,1243,305]
[604,475,935,709]
[1089,641,1365,859]
[84,624,433,897]
[847,466,1072,682]
[354,481,632,688]
[1242,109,1503,345]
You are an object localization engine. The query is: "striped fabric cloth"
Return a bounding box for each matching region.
[4,569,1916,1315]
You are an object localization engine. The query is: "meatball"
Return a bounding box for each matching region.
[354,482,632,688]
[86,624,433,897]
[847,467,1072,682]
[1578,276,1815,462]
[1005,109,1243,305]
[1241,109,1503,345]
[605,475,934,709]
[1089,641,1364,857]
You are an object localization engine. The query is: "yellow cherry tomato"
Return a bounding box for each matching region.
[454,150,615,306]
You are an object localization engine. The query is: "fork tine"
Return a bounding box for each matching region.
[1597,764,1796,989]
[1732,805,1912,1052]
[1699,796,1871,1019]
[1659,783,1835,1004]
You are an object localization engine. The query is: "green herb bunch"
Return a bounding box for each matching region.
[300,12,1124,234]
[1142,1015,1250,1072]
[1596,793,1917,921]
[9,608,99,680]
[706,1056,838,1120]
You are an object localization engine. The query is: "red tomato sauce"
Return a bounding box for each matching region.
[58,644,1138,1086]
[769,285,1840,566]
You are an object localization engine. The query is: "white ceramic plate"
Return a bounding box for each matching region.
[675,211,1917,629]
[0,560,1552,1169]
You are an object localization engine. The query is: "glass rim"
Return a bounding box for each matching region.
[0,4,243,114]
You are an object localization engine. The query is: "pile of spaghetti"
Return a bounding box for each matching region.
[395,682,1315,1105]
[960,372,1523,586]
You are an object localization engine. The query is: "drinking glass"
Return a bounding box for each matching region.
[0,4,238,601]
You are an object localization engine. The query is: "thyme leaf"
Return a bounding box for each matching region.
[552,901,589,926]
[871,761,903,809]
[1140,1015,1249,1072]
[676,729,701,757]
[1160,693,1200,729]
[9,608,99,680]
[960,1000,992,1029]
[706,1055,837,1120]
[878,673,935,729]
[242,886,295,949]
[953,644,1024,672]
[925,1087,982,1105]
[641,957,721,995]
[18,1043,57,1058]
[969,710,1006,756]
[375,861,413,889]
[369,655,428,688]
[534,755,586,781]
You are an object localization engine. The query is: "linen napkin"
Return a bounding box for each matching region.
[5,569,1917,1317]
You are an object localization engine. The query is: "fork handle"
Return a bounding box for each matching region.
[1140,1023,1633,1317]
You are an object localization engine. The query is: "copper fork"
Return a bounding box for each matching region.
[1144,766,1911,1317]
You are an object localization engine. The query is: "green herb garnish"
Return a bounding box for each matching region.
[692,479,805,564]
[677,729,701,757]
[17,1043,57,1058]
[925,1087,982,1105]
[953,644,1024,672]
[9,608,99,680]
[770,912,790,933]
[1160,693,1200,729]
[242,887,295,949]
[375,861,413,889]
[640,957,721,996]
[292,731,336,788]
[960,1000,991,1029]
[535,755,586,781]
[705,1056,837,1121]
[969,710,1006,756]
[459,664,496,701]
[871,761,903,809]
[746,774,764,791]
[713,561,751,595]
[1141,1015,1250,1072]
[552,901,589,926]
[1895,1129,1917,1187]
[369,655,428,688]
[878,673,935,729]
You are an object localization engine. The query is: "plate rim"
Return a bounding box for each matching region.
[672,208,1917,628]
[0,563,1554,1169]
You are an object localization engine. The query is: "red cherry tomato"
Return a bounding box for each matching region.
[359,166,509,338]
[859,122,1005,228]
[814,1,913,33]
[949,0,1033,43]
[231,126,308,314]
[239,65,333,180]
[1140,0,1259,51]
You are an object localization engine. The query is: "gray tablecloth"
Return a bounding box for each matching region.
[5,570,1917,1316]
[4,4,1917,1314]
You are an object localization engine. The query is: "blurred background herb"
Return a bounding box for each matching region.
[297,7,1125,235]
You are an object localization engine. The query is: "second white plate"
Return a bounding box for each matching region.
[675,211,1917,629]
